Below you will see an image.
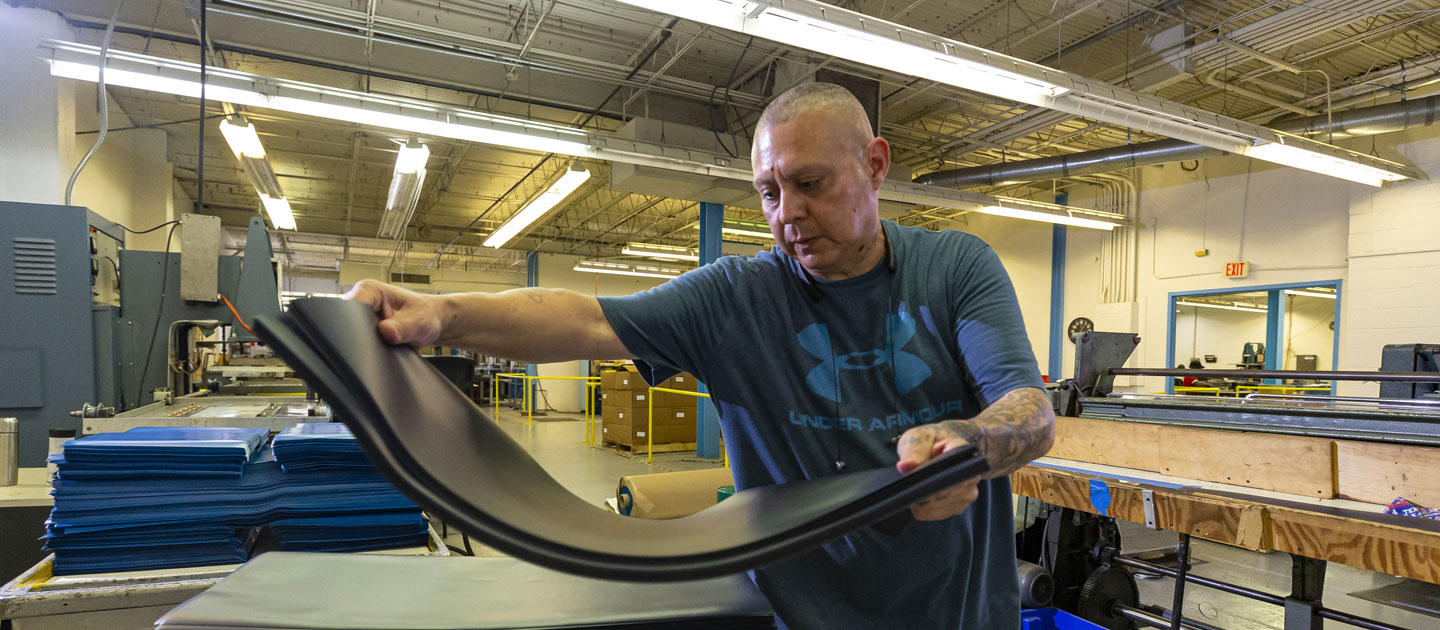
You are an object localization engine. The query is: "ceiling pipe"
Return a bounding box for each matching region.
[914,93,1440,188]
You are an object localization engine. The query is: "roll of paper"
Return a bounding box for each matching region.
[615,468,735,519]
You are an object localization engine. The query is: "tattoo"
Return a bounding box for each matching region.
[520,288,565,305]
[937,388,1055,478]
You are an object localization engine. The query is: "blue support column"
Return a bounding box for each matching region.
[1048,193,1068,383]
[1264,289,1285,385]
[1048,225,1067,383]
[525,251,539,413]
[696,202,724,459]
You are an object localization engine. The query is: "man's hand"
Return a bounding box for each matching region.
[896,424,980,520]
[894,387,1056,521]
[344,279,448,347]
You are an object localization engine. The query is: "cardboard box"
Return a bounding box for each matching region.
[602,389,700,409]
[603,422,695,446]
[602,404,695,427]
[600,368,699,393]
[600,367,648,391]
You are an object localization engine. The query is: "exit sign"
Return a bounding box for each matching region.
[1225,262,1250,278]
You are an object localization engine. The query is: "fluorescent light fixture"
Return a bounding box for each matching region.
[1285,289,1337,300]
[615,0,1067,107]
[622,242,699,261]
[46,57,592,159]
[260,195,297,231]
[611,2,1415,187]
[217,115,289,216]
[378,140,430,239]
[484,162,591,248]
[691,221,775,240]
[218,118,265,158]
[976,205,1119,231]
[573,260,685,279]
[1177,300,1267,313]
[1243,142,1408,187]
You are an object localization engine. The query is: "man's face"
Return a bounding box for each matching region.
[752,111,890,280]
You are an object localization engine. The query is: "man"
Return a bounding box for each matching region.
[347,83,1055,629]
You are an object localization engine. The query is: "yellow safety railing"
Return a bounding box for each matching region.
[645,386,724,467]
[1172,386,1221,396]
[1234,384,1333,396]
[519,376,600,425]
[583,381,603,445]
[494,374,602,425]
[492,373,527,422]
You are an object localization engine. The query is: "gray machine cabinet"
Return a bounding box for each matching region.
[117,251,244,411]
[0,203,122,466]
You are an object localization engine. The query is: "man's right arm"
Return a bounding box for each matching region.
[344,279,633,362]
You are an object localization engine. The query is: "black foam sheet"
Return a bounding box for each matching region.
[156,553,777,630]
[254,299,989,582]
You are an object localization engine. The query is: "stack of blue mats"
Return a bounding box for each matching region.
[44,425,429,575]
[267,423,429,552]
[271,422,372,471]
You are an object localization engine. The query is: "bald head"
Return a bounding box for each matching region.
[753,82,875,163]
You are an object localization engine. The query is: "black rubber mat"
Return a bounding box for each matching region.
[254,299,989,582]
[156,553,777,629]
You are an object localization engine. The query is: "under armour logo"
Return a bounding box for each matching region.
[797,314,932,402]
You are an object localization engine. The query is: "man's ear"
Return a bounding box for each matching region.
[864,136,891,189]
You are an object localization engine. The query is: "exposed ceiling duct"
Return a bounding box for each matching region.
[914,94,1440,189]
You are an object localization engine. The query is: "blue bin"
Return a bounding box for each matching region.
[1021,608,1106,630]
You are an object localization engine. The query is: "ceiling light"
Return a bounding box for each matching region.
[218,118,265,158]
[484,162,591,248]
[573,260,685,279]
[1177,300,1267,313]
[45,57,591,158]
[622,242,699,261]
[217,115,289,217]
[1243,142,1408,187]
[615,0,1067,106]
[611,1,1415,187]
[1285,289,1337,300]
[691,222,775,239]
[260,196,297,231]
[378,140,430,239]
[976,206,1119,230]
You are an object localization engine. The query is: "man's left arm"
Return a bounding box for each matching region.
[898,387,1055,478]
[895,387,1054,520]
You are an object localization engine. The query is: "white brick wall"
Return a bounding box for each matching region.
[1339,130,1440,396]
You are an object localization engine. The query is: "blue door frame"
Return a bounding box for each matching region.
[1165,279,1341,395]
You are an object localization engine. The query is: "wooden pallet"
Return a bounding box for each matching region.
[602,440,697,454]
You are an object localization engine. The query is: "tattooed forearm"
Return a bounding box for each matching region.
[936,388,1055,478]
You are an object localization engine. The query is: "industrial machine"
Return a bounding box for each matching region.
[0,202,286,465]
[1031,333,1440,630]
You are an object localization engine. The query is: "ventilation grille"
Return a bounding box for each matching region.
[390,272,430,284]
[13,237,58,295]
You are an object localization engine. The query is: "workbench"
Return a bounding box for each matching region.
[1012,458,1440,585]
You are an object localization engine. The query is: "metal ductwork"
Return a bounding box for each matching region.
[914,94,1440,188]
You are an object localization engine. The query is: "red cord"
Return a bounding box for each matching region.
[219,294,256,335]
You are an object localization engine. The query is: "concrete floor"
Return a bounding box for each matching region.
[439,409,1436,629]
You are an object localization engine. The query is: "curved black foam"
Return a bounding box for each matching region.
[254,298,988,581]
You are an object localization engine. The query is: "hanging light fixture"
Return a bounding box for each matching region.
[377,139,430,239]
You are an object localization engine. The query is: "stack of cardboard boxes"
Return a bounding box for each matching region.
[600,367,699,449]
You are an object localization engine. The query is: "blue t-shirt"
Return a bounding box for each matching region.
[598,220,1042,629]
